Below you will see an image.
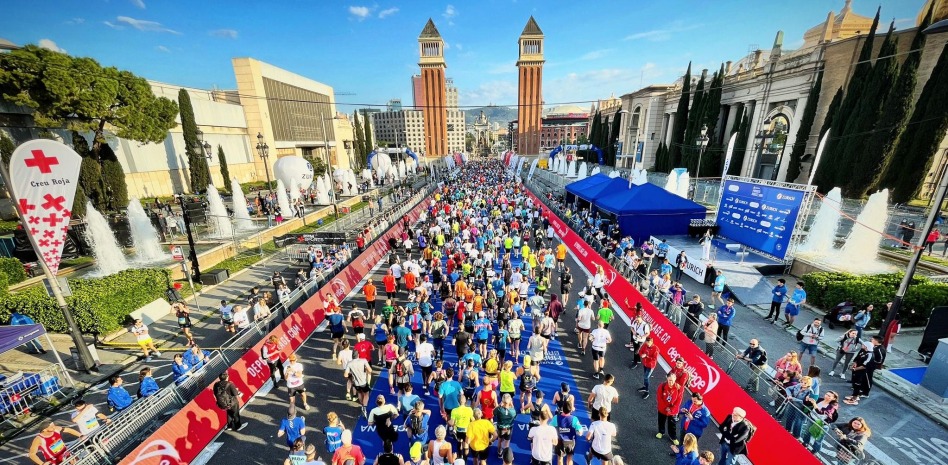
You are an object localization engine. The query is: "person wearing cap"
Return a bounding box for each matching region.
[406,441,427,465]
[277,405,307,448]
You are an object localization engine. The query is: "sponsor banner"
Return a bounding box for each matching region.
[649,235,708,283]
[526,189,818,465]
[120,200,429,465]
[272,231,348,248]
[716,180,805,260]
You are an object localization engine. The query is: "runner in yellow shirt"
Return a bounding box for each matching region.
[450,395,475,458]
[466,409,497,465]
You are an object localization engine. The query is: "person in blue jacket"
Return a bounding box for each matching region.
[716,298,736,344]
[671,432,700,465]
[137,367,160,398]
[677,392,712,441]
[171,353,193,385]
[107,375,133,411]
[765,278,788,323]
[276,405,306,448]
[183,345,211,371]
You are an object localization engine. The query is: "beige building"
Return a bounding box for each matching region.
[371,108,465,155]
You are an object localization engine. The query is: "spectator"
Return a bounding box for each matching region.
[137,367,159,398]
[852,306,871,340]
[655,372,685,444]
[799,391,840,453]
[717,407,753,465]
[683,295,703,341]
[773,351,802,387]
[829,329,862,379]
[637,336,659,399]
[107,375,133,411]
[670,432,699,465]
[213,373,246,431]
[171,354,193,385]
[765,279,787,323]
[715,298,736,344]
[783,281,807,327]
[702,314,719,358]
[831,417,871,464]
[798,318,825,368]
[678,392,711,442]
[736,339,768,393]
[845,336,886,405]
[783,376,815,437]
[710,270,726,307]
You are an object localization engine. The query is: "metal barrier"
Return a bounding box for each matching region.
[172,352,229,402]
[526,177,885,465]
[92,388,182,461]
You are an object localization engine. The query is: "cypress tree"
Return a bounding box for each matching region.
[698,67,725,177]
[353,111,367,164]
[668,63,692,167]
[608,113,621,166]
[586,112,602,163]
[99,143,128,211]
[840,22,899,197]
[728,111,750,176]
[0,132,14,167]
[814,7,880,192]
[179,89,210,193]
[808,87,843,184]
[653,142,666,172]
[888,43,948,203]
[361,110,374,154]
[73,131,100,214]
[683,70,707,172]
[873,5,933,192]
[217,145,231,188]
[786,69,824,183]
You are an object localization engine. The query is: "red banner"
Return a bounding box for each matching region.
[119,201,428,465]
[525,190,818,465]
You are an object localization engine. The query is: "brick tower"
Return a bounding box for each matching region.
[517,16,544,155]
[418,19,448,158]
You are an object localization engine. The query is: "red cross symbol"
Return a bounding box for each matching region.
[28,216,40,225]
[52,239,62,248]
[42,230,54,238]
[24,150,59,174]
[62,209,71,218]
[41,213,63,228]
[60,226,69,233]
[41,194,66,211]
[30,228,38,235]
[19,199,36,214]
[38,239,50,247]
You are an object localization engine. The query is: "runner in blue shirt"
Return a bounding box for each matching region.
[277,406,306,447]
[784,281,807,328]
[474,313,492,357]
[438,368,463,417]
[555,403,584,463]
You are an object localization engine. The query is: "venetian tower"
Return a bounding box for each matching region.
[517,16,544,156]
[418,19,448,157]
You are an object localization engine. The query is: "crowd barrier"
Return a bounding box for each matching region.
[111,183,436,465]
[523,183,821,465]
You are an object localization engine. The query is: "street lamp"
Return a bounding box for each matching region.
[196,130,213,161]
[255,132,272,191]
[319,116,343,222]
[878,22,948,344]
[695,124,710,178]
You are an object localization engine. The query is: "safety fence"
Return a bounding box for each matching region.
[528,176,883,465]
[65,178,439,465]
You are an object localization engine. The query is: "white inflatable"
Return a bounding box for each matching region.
[273,156,314,191]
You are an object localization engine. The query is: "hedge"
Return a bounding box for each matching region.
[0,268,171,335]
[802,271,948,327]
[0,257,27,285]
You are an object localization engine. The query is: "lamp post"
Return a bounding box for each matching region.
[695,124,710,178]
[320,116,342,221]
[878,22,948,344]
[255,132,272,191]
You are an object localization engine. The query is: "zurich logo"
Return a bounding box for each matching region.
[306,162,313,171]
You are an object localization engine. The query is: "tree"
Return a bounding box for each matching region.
[666,63,692,169]
[607,113,621,165]
[217,145,231,187]
[785,69,824,183]
[653,142,668,172]
[311,155,328,178]
[812,7,880,192]
[887,43,948,203]
[806,87,843,183]
[352,110,367,163]
[0,45,177,159]
[0,132,14,167]
[178,89,210,193]
[361,110,374,153]
[840,23,899,197]
[872,5,933,192]
[99,143,127,210]
[73,131,103,213]
[698,67,725,177]
[682,70,707,172]
[728,110,750,176]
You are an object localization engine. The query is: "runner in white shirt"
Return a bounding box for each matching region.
[586,409,618,464]
[528,409,558,464]
[285,353,310,410]
[390,263,403,279]
[416,334,435,395]
[589,320,612,379]
[587,374,619,421]
[71,400,110,437]
[575,304,595,356]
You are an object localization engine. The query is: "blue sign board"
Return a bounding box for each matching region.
[715,180,805,260]
[635,142,645,162]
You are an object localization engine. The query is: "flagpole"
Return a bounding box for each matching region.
[0,161,96,373]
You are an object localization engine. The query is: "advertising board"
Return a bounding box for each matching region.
[715,180,806,260]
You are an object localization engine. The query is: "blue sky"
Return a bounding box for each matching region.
[1,0,924,112]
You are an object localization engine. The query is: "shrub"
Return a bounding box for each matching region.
[0,257,27,285]
[802,271,948,327]
[0,268,171,334]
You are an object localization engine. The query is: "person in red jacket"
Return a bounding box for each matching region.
[637,336,660,400]
[671,357,691,391]
[656,372,685,445]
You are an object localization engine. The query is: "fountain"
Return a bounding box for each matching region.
[230,178,254,231]
[798,188,842,256]
[275,179,292,217]
[665,170,679,195]
[126,198,168,263]
[590,166,601,176]
[288,178,301,204]
[566,160,576,178]
[315,177,331,205]
[838,189,894,273]
[676,172,690,199]
[205,184,234,238]
[85,202,130,276]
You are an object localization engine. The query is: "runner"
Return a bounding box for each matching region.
[29,422,81,465]
[575,299,594,356]
[285,353,311,411]
[129,318,160,361]
[589,320,612,379]
[343,351,372,418]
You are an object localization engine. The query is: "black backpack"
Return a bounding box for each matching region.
[214,381,233,409]
[409,412,425,435]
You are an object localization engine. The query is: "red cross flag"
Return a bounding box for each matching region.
[9,140,83,275]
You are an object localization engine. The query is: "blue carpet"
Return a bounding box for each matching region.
[889,366,926,385]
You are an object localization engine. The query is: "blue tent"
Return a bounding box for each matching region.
[564,174,629,207]
[595,182,706,244]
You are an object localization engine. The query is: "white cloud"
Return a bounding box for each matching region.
[624,21,700,42]
[443,4,457,25]
[37,39,65,53]
[65,18,85,25]
[485,62,515,75]
[545,68,642,103]
[459,80,517,107]
[130,0,146,9]
[209,29,238,39]
[156,45,170,53]
[378,7,399,19]
[103,21,124,30]
[116,16,181,34]
[455,43,463,51]
[581,49,612,61]
[348,5,371,20]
